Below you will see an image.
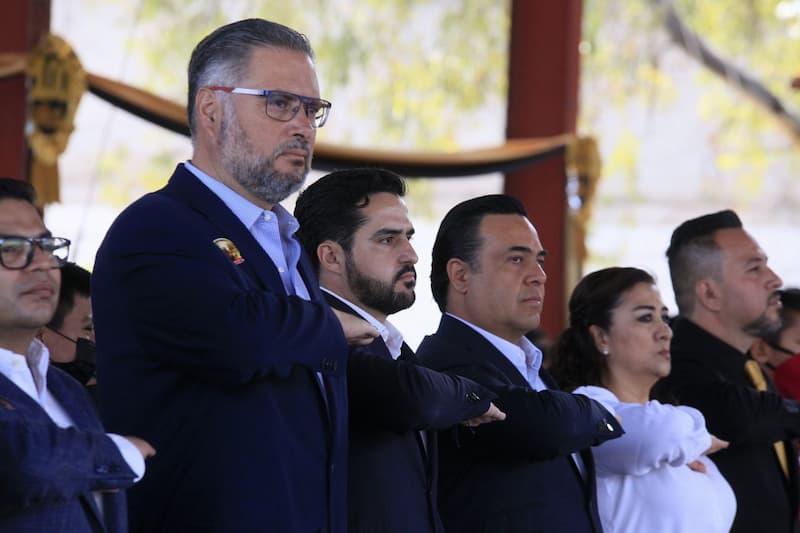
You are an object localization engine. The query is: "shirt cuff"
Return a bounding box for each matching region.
[107,433,146,482]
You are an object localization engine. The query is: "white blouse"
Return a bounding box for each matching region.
[574,385,736,533]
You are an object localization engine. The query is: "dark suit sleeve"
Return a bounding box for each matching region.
[433,362,623,461]
[658,359,800,444]
[0,418,135,512]
[92,200,348,386]
[347,349,496,432]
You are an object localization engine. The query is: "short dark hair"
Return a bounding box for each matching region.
[48,262,91,330]
[551,267,656,392]
[762,288,800,346]
[294,168,406,272]
[187,18,314,136]
[0,178,37,205]
[666,209,742,316]
[430,194,528,312]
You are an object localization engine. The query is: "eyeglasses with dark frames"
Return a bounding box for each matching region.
[0,236,71,270]
[207,86,332,128]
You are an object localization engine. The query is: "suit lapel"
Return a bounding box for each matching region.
[0,370,108,531]
[46,369,99,431]
[437,316,594,491]
[398,343,417,363]
[46,372,108,530]
[163,165,285,293]
[438,316,530,388]
[323,293,392,362]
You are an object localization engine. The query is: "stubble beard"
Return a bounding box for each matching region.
[743,310,782,339]
[218,104,311,204]
[346,256,416,317]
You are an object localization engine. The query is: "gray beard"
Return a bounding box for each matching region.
[743,312,782,339]
[218,107,311,204]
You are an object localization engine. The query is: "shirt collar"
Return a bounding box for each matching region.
[183,160,300,237]
[0,338,51,397]
[322,288,405,359]
[445,313,543,374]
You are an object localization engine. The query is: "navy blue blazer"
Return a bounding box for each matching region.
[417,315,623,533]
[92,164,349,533]
[326,295,494,533]
[0,364,134,532]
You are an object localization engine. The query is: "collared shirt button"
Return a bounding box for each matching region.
[263,213,272,221]
[278,267,285,273]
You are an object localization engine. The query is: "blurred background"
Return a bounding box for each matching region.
[7,0,800,348]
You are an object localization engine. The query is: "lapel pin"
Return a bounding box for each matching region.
[213,238,245,265]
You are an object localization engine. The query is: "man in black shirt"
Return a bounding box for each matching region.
[655,209,800,533]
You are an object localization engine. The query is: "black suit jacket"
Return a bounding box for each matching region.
[417,315,623,533]
[654,318,800,533]
[93,165,349,532]
[325,295,494,533]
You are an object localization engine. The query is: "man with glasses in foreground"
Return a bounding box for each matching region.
[0,177,154,532]
[92,18,377,533]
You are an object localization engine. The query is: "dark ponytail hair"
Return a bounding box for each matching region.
[551,267,655,391]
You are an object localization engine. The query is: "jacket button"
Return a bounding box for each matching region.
[466,392,481,402]
[322,358,336,372]
[599,420,615,432]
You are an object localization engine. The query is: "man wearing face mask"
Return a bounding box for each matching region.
[39,262,97,392]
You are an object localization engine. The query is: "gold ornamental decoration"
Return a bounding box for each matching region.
[564,136,602,308]
[25,34,86,205]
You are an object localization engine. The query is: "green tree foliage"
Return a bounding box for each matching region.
[580,0,800,206]
[94,0,510,211]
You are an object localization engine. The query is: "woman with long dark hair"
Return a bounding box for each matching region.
[552,267,735,533]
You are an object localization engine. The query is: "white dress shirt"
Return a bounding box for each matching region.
[185,160,310,299]
[323,288,404,359]
[574,385,736,533]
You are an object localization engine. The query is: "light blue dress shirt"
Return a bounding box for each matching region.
[445,313,586,477]
[446,313,546,390]
[184,161,309,299]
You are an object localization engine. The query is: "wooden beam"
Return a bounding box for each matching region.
[0,0,50,180]
[504,0,583,340]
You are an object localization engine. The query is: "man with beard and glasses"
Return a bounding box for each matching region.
[294,168,505,533]
[0,177,154,532]
[92,19,378,533]
[654,210,800,533]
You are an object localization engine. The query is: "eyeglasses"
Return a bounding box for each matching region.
[0,236,70,270]
[208,86,332,128]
